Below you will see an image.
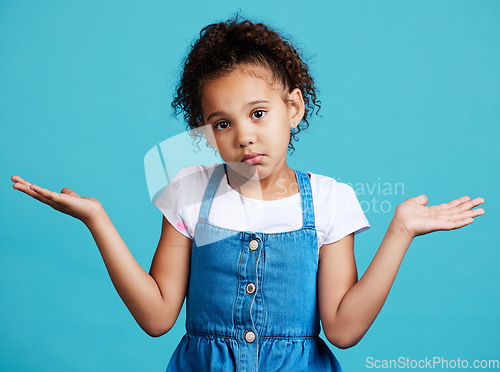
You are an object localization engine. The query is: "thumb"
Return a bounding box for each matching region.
[414,194,428,206]
[61,188,80,197]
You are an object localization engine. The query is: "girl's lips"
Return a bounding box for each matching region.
[241,154,265,165]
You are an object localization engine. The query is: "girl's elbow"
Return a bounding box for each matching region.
[145,328,168,338]
[331,338,360,350]
[325,331,361,349]
[143,322,173,338]
[140,316,176,338]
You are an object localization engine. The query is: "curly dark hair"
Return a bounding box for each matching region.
[172,17,320,153]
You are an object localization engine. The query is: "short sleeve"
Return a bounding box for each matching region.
[324,182,370,244]
[153,165,209,240]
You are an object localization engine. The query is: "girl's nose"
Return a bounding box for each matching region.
[234,123,256,147]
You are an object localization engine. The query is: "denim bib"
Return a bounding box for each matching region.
[166,163,342,371]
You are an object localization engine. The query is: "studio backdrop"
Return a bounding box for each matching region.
[1,1,498,371]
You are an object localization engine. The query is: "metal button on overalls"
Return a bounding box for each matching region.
[249,239,259,251]
[244,330,256,343]
[246,282,256,294]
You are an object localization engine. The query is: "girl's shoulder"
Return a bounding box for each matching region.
[170,163,220,186]
[154,163,220,210]
[307,171,370,243]
[307,171,355,200]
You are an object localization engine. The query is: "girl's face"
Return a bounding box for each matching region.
[199,64,304,182]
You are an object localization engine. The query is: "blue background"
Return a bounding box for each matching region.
[1,0,498,371]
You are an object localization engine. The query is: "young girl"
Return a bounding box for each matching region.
[11,18,485,371]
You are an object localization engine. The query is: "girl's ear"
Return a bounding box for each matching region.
[288,88,305,128]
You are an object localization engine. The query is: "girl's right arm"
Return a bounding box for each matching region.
[11,175,192,337]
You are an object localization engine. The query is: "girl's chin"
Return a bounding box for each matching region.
[225,162,267,181]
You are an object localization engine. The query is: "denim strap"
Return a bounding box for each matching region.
[295,170,316,229]
[198,163,226,222]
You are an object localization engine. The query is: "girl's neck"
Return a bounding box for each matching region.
[225,165,298,201]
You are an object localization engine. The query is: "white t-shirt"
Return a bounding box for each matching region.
[154,164,370,252]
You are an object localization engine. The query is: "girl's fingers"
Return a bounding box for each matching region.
[13,182,41,197]
[412,194,428,205]
[13,177,78,201]
[13,176,79,209]
[440,206,485,230]
[13,180,61,208]
[454,197,485,213]
[441,196,470,209]
[472,207,485,217]
[15,183,57,207]
[29,184,65,205]
[12,175,33,188]
[61,188,80,197]
[453,208,485,220]
[451,217,475,229]
[472,197,485,206]
[13,177,94,220]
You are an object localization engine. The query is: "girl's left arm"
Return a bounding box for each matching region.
[318,194,485,349]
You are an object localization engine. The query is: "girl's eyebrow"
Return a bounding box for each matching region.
[206,100,270,123]
[207,111,224,123]
[246,99,270,107]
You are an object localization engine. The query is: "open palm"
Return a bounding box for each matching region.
[11,175,104,225]
[393,194,485,238]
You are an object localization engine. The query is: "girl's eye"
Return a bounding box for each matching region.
[252,109,266,120]
[214,121,230,130]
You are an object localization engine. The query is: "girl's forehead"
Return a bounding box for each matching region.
[201,65,285,102]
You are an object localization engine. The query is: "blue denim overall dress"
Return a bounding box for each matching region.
[166,164,342,371]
